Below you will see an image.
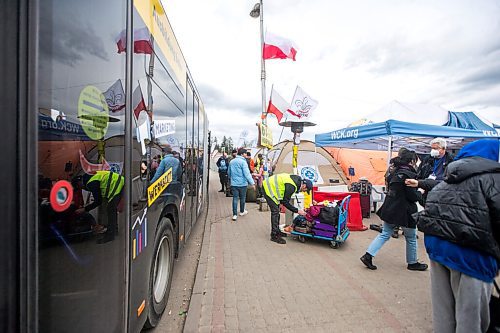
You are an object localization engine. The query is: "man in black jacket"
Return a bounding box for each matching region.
[416,137,454,181]
[412,139,500,333]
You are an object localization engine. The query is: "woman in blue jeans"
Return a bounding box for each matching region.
[360,149,428,271]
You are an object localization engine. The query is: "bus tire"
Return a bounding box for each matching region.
[144,216,175,328]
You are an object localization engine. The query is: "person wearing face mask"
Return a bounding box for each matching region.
[360,149,428,271]
[416,137,454,182]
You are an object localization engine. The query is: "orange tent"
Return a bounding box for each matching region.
[325,148,397,185]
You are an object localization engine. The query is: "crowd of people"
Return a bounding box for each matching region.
[215,138,500,332]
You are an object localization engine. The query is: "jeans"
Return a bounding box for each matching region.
[366,222,418,264]
[231,186,247,216]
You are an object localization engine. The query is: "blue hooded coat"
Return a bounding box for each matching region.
[415,139,500,282]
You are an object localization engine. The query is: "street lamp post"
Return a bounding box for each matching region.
[250,1,266,124]
[250,1,270,178]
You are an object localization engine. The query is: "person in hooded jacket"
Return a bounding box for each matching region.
[410,139,500,333]
[360,149,428,271]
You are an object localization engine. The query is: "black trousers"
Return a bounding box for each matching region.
[263,193,280,236]
[218,172,228,191]
[103,193,121,238]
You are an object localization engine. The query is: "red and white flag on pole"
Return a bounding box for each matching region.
[263,31,298,61]
[103,79,126,114]
[116,27,153,55]
[287,86,318,121]
[265,87,289,123]
[132,84,147,119]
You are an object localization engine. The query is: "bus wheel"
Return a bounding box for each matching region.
[145,216,175,328]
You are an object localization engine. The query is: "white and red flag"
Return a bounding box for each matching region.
[116,27,153,55]
[265,87,289,123]
[132,84,147,119]
[287,86,318,121]
[263,31,298,61]
[103,79,126,114]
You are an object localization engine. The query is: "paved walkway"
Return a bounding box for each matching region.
[185,172,432,332]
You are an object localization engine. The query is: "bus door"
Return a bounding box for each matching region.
[184,80,196,238]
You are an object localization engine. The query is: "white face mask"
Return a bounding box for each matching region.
[430,149,440,157]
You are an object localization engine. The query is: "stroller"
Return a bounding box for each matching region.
[291,195,351,249]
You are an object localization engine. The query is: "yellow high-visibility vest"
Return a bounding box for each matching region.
[263,173,297,205]
[88,171,124,202]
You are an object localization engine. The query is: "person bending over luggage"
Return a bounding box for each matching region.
[360,149,428,271]
[262,173,312,244]
[77,171,124,244]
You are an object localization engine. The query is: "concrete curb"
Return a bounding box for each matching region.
[183,195,215,332]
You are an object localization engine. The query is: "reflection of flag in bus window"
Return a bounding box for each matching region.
[132,85,147,119]
[116,27,153,55]
[103,80,125,115]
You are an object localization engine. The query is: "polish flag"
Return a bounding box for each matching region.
[265,87,289,123]
[287,86,318,121]
[263,31,297,61]
[132,85,147,119]
[116,27,153,55]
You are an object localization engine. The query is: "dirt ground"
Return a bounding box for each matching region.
[147,205,207,333]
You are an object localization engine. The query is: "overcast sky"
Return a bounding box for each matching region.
[164,0,500,145]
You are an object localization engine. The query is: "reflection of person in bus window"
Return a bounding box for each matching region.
[140,161,148,179]
[151,145,182,182]
[76,171,124,244]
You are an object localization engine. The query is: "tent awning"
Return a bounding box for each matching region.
[315,119,499,152]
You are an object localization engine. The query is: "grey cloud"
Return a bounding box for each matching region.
[344,35,429,75]
[198,84,261,117]
[40,16,109,67]
[457,59,500,90]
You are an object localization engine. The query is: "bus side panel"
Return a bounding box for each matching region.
[36,1,129,332]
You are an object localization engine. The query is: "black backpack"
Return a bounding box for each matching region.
[318,206,340,225]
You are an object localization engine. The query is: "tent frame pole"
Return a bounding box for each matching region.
[387,136,393,168]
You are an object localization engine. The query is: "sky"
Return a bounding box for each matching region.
[163,0,500,146]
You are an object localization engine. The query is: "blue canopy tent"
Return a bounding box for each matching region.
[315,111,499,163]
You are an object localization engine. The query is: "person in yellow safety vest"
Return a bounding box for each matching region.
[77,171,124,244]
[262,173,313,244]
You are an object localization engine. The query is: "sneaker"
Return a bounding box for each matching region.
[407,262,428,271]
[239,210,248,216]
[270,235,286,244]
[232,215,237,221]
[360,253,377,270]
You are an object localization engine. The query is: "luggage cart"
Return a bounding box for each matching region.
[291,195,351,249]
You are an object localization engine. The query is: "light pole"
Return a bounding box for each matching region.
[250,1,266,124]
[250,1,271,178]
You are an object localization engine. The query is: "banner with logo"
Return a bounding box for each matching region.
[258,123,273,149]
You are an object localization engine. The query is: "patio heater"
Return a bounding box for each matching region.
[280,121,316,226]
[279,121,316,175]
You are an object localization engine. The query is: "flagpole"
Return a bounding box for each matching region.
[259,0,266,125]
[250,0,269,178]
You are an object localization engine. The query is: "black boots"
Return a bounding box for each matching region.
[270,234,286,244]
[360,252,377,270]
[407,262,428,271]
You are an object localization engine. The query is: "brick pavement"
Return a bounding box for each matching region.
[185,173,432,332]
